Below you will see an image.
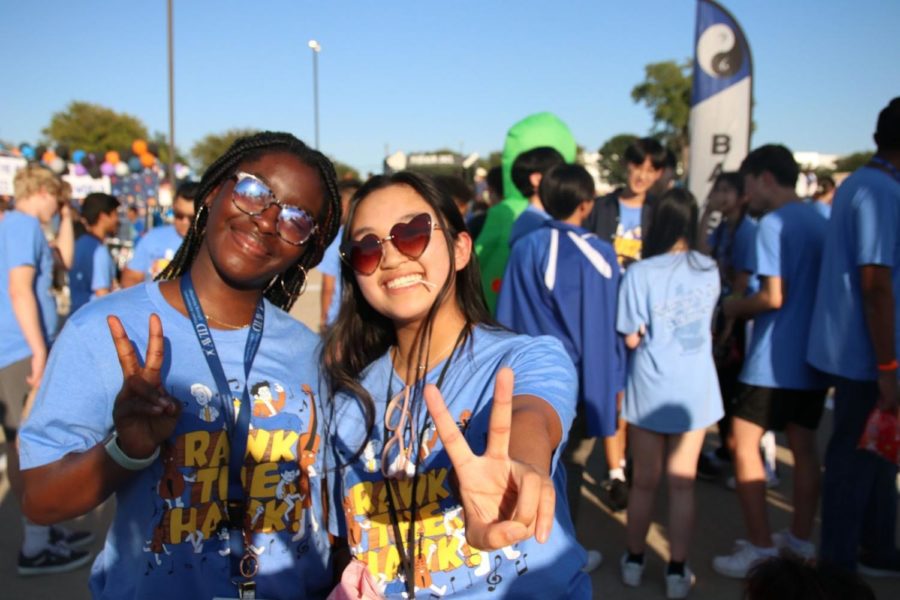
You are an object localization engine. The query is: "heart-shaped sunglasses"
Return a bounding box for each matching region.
[340,213,440,275]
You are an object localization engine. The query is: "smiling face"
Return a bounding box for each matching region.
[627,157,663,196]
[201,151,323,290]
[348,183,470,328]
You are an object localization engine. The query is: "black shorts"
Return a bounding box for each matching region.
[729,384,827,431]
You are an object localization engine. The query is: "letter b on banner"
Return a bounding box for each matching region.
[712,134,731,155]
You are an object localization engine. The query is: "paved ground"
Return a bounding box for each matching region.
[1,270,897,598]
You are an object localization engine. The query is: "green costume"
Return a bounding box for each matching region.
[474,112,577,313]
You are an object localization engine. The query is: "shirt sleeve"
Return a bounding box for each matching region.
[91,244,113,292]
[732,220,757,274]
[754,214,782,278]
[3,218,43,269]
[617,266,647,335]
[127,232,151,273]
[506,335,577,472]
[854,184,897,268]
[318,237,342,277]
[17,315,122,469]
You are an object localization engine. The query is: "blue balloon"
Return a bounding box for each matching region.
[21,144,36,160]
[72,149,86,163]
[128,156,142,173]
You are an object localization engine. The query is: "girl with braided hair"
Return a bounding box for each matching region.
[18,132,342,599]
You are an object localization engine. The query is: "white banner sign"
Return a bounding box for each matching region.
[0,155,27,196]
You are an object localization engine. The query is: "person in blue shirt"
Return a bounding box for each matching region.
[1,164,84,575]
[808,97,900,576]
[18,132,343,599]
[616,188,721,598]
[318,179,360,332]
[70,193,120,314]
[583,136,666,512]
[120,182,198,288]
[810,175,835,220]
[697,172,760,478]
[323,171,590,598]
[714,145,828,579]
[507,146,565,247]
[497,163,621,574]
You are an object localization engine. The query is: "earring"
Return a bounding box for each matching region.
[281,265,308,297]
[193,204,208,236]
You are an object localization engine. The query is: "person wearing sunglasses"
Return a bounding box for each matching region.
[17,132,342,600]
[322,171,590,598]
[121,181,199,288]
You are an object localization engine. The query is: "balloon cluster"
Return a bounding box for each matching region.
[13,139,161,179]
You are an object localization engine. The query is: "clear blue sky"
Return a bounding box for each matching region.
[2,0,898,174]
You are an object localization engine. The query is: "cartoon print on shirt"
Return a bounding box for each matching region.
[251,381,286,418]
[191,383,220,423]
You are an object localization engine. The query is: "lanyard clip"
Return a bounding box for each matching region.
[238,580,257,599]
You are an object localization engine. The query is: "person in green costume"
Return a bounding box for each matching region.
[474,112,576,313]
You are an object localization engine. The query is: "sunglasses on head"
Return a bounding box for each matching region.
[340,213,440,275]
[230,171,318,246]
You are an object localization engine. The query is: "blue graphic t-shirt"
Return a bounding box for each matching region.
[617,251,723,433]
[0,210,57,367]
[18,282,332,600]
[809,167,900,381]
[127,225,184,281]
[318,226,343,327]
[614,202,643,267]
[740,202,828,390]
[326,326,590,599]
[70,235,115,314]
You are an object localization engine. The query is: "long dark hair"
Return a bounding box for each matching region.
[158,131,341,311]
[642,187,702,259]
[323,171,492,453]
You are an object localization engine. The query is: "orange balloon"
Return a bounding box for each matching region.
[139,152,155,167]
[105,151,120,165]
[42,150,57,164]
[132,139,148,155]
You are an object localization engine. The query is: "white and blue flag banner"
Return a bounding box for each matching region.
[688,0,753,206]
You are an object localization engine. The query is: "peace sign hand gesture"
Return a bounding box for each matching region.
[107,314,181,459]
[424,367,555,551]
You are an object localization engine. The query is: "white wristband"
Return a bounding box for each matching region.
[104,432,160,470]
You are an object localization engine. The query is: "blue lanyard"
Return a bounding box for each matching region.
[870,156,900,184]
[179,273,264,506]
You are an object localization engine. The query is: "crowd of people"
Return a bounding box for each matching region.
[0,97,896,599]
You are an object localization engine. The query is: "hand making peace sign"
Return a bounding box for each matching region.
[424,367,556,551]
[107,314,182,459]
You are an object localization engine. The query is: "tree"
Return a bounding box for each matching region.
[190,128,259,172]
[331,158,360,181]
[42,101,149,154]
[834,150,875,173]
[150,131,189,167]
[597,133,639,186]
[631,60,692,165]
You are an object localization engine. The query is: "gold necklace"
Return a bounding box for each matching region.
[205,313,249,330]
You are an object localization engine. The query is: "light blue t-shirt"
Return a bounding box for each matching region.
[509,204,550,247]
[69,235,115,314]
[812,200,832,220]
[127,225,184,281]
[19,282,332,600]
[740,202,828,390]
[708,216,759,296]
[617,251,723,433]
[318,226,343,326]
[326,326,590,599]
[808,167,900,381]
[0,210,57,368]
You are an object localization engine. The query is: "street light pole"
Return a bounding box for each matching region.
[308,40,321,149]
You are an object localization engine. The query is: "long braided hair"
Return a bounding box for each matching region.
[158,131,341,311]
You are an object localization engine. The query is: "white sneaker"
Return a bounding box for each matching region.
[582,549,603,573]
[620,553,644,587]
[712,540,778,579]
[772,529,815,561]
[665,565,696,599]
